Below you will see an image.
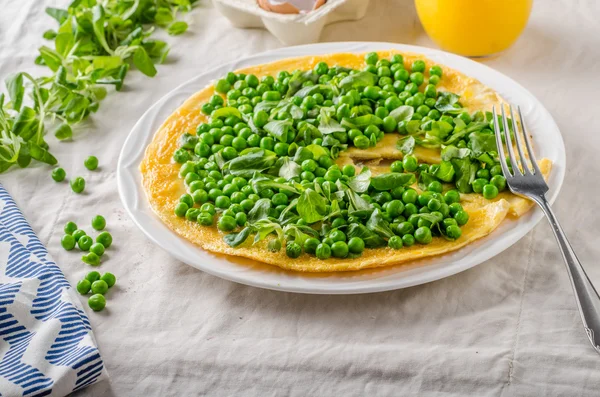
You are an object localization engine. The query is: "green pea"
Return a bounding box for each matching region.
[429,65,443,77]
[70,177,85,194]
[88,294,106,311]
[215,196,231,209]
[91,279,108,295]
[446,225,462,240]
[91,215,106,231]
[482,184,499,199]
[299,238,318,255]
[449,202,463,217]
[402,155,418,172]
[61,234,76,251]
[490,175,507,191]
[331,241,349,258]
[77,279,91,295]
[472,178,487,194]
[96,231,113,248]
[86,271,101,283]
[382,116,398,133]
[191,189,208,205]
[174,202,189,217]
[427,181,443,193]
[316,243,331,260]
[78,236,93,251]
[329,230,346,243]
[414,226,432,244]
[272,193,288,206]
[100,272,116,288]
[396,221,414,236]
[343,237,363,255]
[490,165,503,177]
[427,198,441,211]
[342,164,355,177]
[52,167,66,182]
[72,229,86,242]
[198,211,214,226]
[185,208,200,221]
[215,79,231,94]
[90,243,105,257]
[64,221,78,235]
[365,52,379,65]
[363,86,380,101]
[411,60,426,73]
[402,234,415,247]
[454,210,469,226]
[262,91,281,101]
[386,200,405,218]
[286,242,302,258]
[476,168,490,180]
[388,236,403,249]
[84,156,99,170]
[82,252,100,266]
[402,189,418,205]
[394,68,410,82]
[353,135,370,149]
[217,215,236,232]
[232,212,246,227]
[444,190,460,204]
[410,72,424,87]
[429,75,440,86]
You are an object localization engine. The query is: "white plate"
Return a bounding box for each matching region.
[117,42,565,294]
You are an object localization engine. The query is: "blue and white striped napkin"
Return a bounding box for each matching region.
[0,183,106,396]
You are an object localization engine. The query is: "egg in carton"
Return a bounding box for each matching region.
[212,0,370,45]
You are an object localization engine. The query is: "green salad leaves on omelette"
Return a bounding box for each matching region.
[140,51,551,272]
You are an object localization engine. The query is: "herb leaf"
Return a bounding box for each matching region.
[370,173,416,191]
[264,120,292,143]
[297,188,328,223]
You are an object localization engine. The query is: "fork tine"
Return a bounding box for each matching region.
[517,106,542,176]
[501,106,522,175]
[509,106,532,175]
[492,107,512,178]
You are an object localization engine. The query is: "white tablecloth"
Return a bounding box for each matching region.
[2,0,600,395]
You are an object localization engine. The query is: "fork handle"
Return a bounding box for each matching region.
[534,196,600,354]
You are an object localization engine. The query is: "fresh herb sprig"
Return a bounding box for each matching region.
[0,0,197,173]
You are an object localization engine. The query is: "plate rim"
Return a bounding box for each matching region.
[117,41,566,294]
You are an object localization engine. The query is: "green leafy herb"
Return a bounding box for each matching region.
[247,198,272,223]
[346,223,386,248]
[370,173,416,191]
[469,132,498,156]
[348,168,371,193]
[397,136,415,155]
[227,150,277,178]
[441,145,471,161]
[338,71,377,91]
[297,188,328,223]
[0,0,197,173]
[318,107,345,135]
[211,107,242,120]
[388,105,414,123]
[264,120,292,143]
[435,91,462,113]
[224,227,254,247]
[451,158,477,193]
[434,160,455,182]
[366,209,395,239]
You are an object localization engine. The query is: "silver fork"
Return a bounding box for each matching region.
[493,106,600,354]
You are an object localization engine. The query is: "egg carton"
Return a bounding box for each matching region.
[212,0,370,45]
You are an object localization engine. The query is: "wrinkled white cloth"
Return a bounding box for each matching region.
[2,0,600,395]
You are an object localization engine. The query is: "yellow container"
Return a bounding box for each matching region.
[415,0,533,57]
